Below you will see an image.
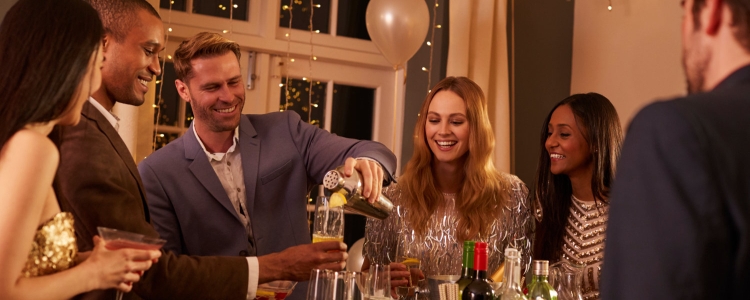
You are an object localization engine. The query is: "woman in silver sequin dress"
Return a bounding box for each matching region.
[0,1,161,298]
[533,93,623,300]
[363,77,533,293]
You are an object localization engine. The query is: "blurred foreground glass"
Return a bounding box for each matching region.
[548,261,584,300]
[307,269,331,300]
[366,264,391,300]
[256,280,297,300]
[312,193,345,244]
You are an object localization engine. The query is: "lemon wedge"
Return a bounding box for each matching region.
[329,192,347,208]
[401,258,421,265]
[256,290,274,297]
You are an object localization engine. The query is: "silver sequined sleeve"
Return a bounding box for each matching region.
[363,175,533,277]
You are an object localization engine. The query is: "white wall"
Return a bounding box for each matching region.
[570,0,686,126]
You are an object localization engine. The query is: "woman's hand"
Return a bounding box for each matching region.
[80,236,162,292]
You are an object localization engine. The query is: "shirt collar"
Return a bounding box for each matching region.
[88,97,120,131]
[192,122,240,162]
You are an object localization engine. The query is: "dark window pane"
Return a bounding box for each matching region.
[159,0,186,11]
[330,84,374,140]
[279,0,330,34]
[185,102,195,128]
[194,0,248,21]
[336,0,370,40]
[154,61,180,127]
[154,132,180,151]
[279,78,327,127]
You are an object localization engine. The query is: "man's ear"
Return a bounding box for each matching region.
[175,79,191,103]
[703,0,723,36]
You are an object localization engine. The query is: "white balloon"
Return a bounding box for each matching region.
[366,0,430,68]
[346,238,365,272]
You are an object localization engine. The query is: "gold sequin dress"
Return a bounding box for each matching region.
[363,175,533,278]
[561,196,608,300]
[21,212,78,277]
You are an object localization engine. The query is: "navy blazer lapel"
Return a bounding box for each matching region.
[82,102,151,221]
[239,116,260,216]
[183,122,244,223]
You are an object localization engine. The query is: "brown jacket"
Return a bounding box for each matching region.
[51,101,248,300]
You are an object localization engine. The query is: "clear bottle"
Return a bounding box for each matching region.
[527,260,558,300]
[462,242,494,300]
[456,241,476,299]
[499,248,527,300]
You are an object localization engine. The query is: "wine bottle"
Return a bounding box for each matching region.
[499,248,527,300]
[526,260,558,300]
[456,241,475,298]
[462,242,494,300]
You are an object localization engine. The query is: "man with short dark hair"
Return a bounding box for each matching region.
[138,32,397,300]
[51,1,253,299]
[601,0,750,298]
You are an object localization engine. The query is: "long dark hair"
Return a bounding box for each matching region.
[532,93,623,262]
[0,0,104,148]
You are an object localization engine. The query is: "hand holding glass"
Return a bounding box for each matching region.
[97,227,166,300]
[312,194,345,245]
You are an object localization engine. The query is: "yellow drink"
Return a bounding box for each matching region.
[312,234,344,244]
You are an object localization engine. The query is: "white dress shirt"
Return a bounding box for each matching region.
[192,124,259,300]
[88,97,119,131]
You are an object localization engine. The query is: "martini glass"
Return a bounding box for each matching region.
[97,227,166,300]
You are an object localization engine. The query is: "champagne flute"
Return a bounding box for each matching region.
[395,229,424,300]
[312,192,345,246]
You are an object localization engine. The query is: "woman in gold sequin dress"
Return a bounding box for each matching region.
[0,0,161,299]
[533,93,623,300]
[363,77,533,292]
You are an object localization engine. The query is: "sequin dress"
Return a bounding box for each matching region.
[21,212,78,277]
[560,196,608,300]
[363,175,533,278]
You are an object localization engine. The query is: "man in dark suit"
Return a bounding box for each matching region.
[601,0,750,298]
[137,32,397,300]
[52,1,341,299]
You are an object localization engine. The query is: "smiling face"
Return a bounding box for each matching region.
[425,90,470,166]
[176,51,245,133]
[100,9,164,106]
[545,104,593,177]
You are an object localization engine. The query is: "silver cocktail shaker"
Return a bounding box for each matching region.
[322,165,394,219]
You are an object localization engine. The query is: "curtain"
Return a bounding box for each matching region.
[447,0,510,173]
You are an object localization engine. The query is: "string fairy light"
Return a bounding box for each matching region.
[307,0,315,124]
[424,0,440,93]
[283,0,294,112]
[152,0,174,151]
[608,0,613,11]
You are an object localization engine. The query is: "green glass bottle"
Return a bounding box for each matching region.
[527,260,558,300]
[456,241,475,299]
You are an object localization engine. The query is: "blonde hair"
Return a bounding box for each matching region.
[173,32,241,81]
[399,76,510,240]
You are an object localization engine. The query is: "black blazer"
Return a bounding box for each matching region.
[601,65,750,299]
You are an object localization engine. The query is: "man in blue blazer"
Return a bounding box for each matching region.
[138,32,396,299]
[601,0,750,298]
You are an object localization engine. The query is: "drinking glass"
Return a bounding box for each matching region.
[312,194,345,244]
[328,271,359,300]
[256,280,297,300]
[307,269,332,300]
[366,264,391,300]
[395,229,424,300]
[97,227,166,300]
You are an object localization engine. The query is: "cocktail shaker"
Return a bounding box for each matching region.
[322,165,394,219]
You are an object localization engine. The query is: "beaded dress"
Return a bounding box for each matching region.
[363,175,533,279]
[560,196,608,300]
[21,212,78,277]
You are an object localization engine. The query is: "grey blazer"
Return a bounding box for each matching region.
[138,111,396,299]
